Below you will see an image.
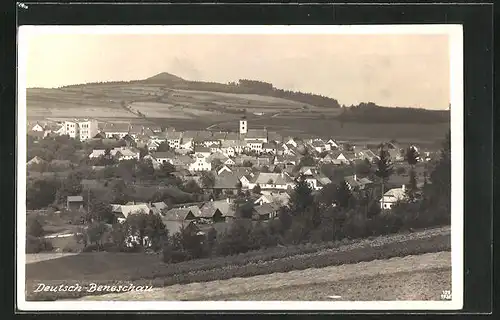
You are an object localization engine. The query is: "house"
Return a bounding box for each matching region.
[326,139,340,150]
[164,131,183,149]
[93,132,107,139]
[31,122,44,132]
[380,185,407,210]
[171,155,195,170]
[387,149,404,162]
[244,129,268,143]
[253,203,279,220]
[112,203,152,223]
[163,220,199,237]
[189,154,212,172]
[180,137,194,151]
[66,196,84,211]
[211,172,241,194]
[199,199,235,221]
[103,123,130,139]
[224,158,235,166]
[217,165,233,175]
[254,192,290,207]
[358,149,379,162]
[247,140,264,153]
[194,146,211,158]
[115,147,140,161]
[49,159,73,170]
[120,134,137,148]
[147,140,160,151]
[162,208,197,221]
[27,156,46,166]
[247,172,295,191]
[344,174,374,191]
[128,125,144,139]
[150,201,168,212]
[151,151,176,165]
[221,140,247,156]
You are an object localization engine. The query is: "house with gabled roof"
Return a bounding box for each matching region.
[247,172,295,191]
[244,129,268,143]
[380,185,407,210]
[344,174,374,191]
[27,156,47,166]
[103,123,130,139]
[194,146,211,158]
[151,151,176,165]
[199,198,235,222]
[253,203,279,220]
[164,131,182,149]
[188,154,212,172]
[31,122,44,132]
[163,207,197,221]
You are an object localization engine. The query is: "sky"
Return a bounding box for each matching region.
[24,32,450,110]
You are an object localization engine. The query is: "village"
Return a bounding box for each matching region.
[26,115,436,254]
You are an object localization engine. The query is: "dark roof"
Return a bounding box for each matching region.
[199,200,235,218]
[254,203,277,216]
[163,208,196,221]
[213,172,240,189]
[152,151,176,159]
[195,146,211,153]
[246,129,268,139]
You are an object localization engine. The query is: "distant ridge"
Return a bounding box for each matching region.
[143,72,186,83]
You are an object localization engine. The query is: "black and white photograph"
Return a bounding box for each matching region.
[17,25,463,311]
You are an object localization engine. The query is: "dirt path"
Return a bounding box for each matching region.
[25,253,78,264]
[80,251,451,301]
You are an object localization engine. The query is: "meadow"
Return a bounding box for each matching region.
[26,84,449,143]
[25,226,450,301]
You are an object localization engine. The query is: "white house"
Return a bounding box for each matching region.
[327,139,340,149]
[31,122,44,132]
[62,120,79,139]
[151,151,176,165]
[103,123,130,139]
[194,147,211,158]
[115,147,140,161]
[147,140,160,151]
[380,185,407,210]
[189,155,212,172]
[164,131,182,149]
[247,140,264,153]
[246,172,295,191]
[180,137,194,151]
[78,119,99,141]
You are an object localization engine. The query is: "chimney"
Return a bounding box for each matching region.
[353,174,357,181]
[402,184,405,191]
[226,198,230,203]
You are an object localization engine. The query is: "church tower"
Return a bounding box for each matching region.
[239,116,248,135]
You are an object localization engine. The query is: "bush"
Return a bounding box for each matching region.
[26,237,53,253]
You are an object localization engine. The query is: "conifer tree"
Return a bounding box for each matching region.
[375,147,394,209]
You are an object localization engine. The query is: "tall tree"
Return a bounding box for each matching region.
[335,180,354,209]
[252,184,262,195]
[200,171,216,189]
[375,148,393,210]
[288,174,314,217]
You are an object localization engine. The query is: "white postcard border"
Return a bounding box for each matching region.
[16,24,464,311]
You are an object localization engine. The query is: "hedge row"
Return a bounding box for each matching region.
[27,232,450,301]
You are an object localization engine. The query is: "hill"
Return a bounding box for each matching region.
[142,72,186,83]
[26,72,450,143]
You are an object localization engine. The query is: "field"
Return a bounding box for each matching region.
[25,226,450,301]
[80,251,451,301]
[26,83,449,143]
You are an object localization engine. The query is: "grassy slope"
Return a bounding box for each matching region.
[26,226,450,301]
[80,251,451,301]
